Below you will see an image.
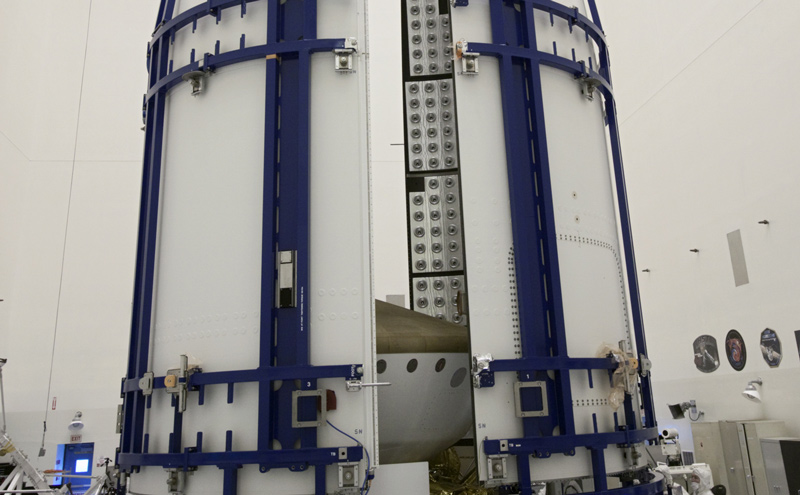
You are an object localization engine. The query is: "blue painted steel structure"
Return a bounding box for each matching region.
[118,2,364,494]
[460,1,659,493]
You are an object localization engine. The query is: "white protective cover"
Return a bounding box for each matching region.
[133,1,375,493]
[451,0,644,484]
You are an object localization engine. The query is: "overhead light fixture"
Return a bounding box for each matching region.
[742,378,762,403]
[667,400,704,421]
[68,411,84,431]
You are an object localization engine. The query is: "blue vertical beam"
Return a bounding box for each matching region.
[589,448,608,491]
[258,0,280,457]
[518,0,574,436]
[121,0,174,459]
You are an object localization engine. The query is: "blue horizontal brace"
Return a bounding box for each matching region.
[528,0,606,46]
[122,364,361,393]
[489,357,618,373]
[118,445,363,470]
[483,427,658,456]
[152,0,261,42]
[465,43,613,96]
[145,39,345,99]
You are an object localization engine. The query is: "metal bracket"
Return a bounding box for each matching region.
[165,468,186,495]
[139,371,155,396]
[345,380,391,392]
[334,37,358,73]
[291,389,326,428]
[115,404,124,434]
[486,455,508,483]
[576,63,600,101]
[513,381,549,418]
[472,353,494,388]
[338,463,359,488]
[456,41,479,75]
[277,250,297,308]
[180,70,209,96]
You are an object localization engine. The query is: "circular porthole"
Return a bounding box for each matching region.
[376,359,387,374]
[435,358,446,372]
[406,358,418,373]
[450,367,467,387]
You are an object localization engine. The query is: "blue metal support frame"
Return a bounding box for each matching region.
[459,1,658,493]
[118,2,366,493]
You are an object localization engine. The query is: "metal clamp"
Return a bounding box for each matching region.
[165,355,198,413]
[291,389,326,428]
[334,37,358,73]
[639,354,652,377]
[139,371,155,396]
[456,41,479,75]
[338,463,359,488]
[181,70,210,96]
[513,381,549,418]
[471,353,493,388]
[486,455,508,483]
[345,381,391,392]
[277,250,297,308]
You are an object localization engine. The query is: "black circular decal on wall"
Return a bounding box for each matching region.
[693,335,720,373]
[725,329,747,371]
[760,328,782,368]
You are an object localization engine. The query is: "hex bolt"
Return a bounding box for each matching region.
[414,227,425,237]
[428,157,439,168]
[447,224,458,235]
[430,226,442,237]
[449,258,460,269]
[427,127,438,138]
[440,81,450,91]
[428,143,439,153]
[414,64,423,74]
[412,158,423,169]
[409,83,419,94]
[410,113,421,123]
[427,33,437,43]
[450,278,461,289]
[446,193,456,204]
[446,208,457,219]
[444,177,455,188]
[441,96,451,106]
[428,48,438,58]
[409,98,420,108]
[432,259,444,270]
[414,243,426,254]
[442,111,452,121]
[424,82,435,93]
[417,297,429,308]
[415,260,427,270]
[412,34,422,44]
[413,195,424,205]
[416,280,428,291]
[413,49,423,59]
[429,63,439,72]
[429,194,440,205]
[431,243,442,253]
[448,241,459,251]
[433,279,445,290]
[434,297,445,307]
[411,20,421,30]
[411,129,422,138]
[410,5,420,15]
[413,211,425,221]
[443,141,453,151]
[430,210,441,221]
[426,19,437,29]
[339,55,349,66]
[411,144,422,154]
[426,112,437,123]
[428,178,439,189]
[444,156,455,167]
[443,126,453,136]
[425,97,436,108]
[425,4,435,13]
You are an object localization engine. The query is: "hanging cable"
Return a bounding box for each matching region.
[40,0,94,457]
[326,419,372,494]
